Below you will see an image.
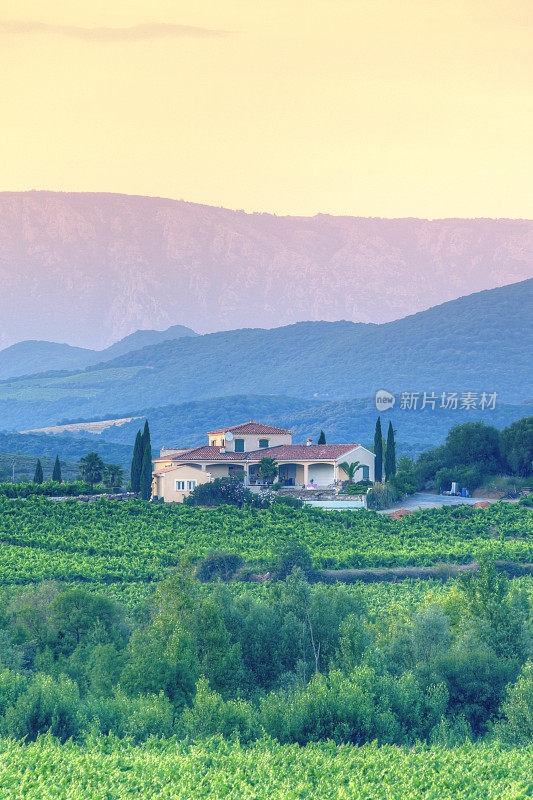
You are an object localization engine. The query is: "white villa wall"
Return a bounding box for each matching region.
[214,432,292,452]
[307,463,335,486]
[155,465,210,503]
[337,447,375,483]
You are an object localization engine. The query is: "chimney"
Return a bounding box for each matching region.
[306,438,312,447]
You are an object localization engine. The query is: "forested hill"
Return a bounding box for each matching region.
[0,279,530,430]
[0,324,196,381]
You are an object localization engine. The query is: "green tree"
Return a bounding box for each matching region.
[102,464,124,491]
[392,455,417,495]
[52,455,62,483]
[79,452,104,488]
[140,428,152,501]
[339,461,362,484]
[499,416,533,477]
[130,430,143,493]
[446,421,501,474]
[317,430,326,445]
[373,417,383,482]
[259,457,278,484]
[385,422,396,480]
[33,459,43,484]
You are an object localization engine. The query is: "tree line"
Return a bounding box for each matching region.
[0,560,531,746]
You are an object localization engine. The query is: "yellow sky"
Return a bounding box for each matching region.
[0,0,531,217]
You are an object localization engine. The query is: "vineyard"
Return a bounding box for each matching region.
[0,498,531,589]
[0,736,531,800]
[0,498,531,797]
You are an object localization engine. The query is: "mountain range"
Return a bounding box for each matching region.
[0,324,195,380]
[0,191,531,348]
[0,279,530,433]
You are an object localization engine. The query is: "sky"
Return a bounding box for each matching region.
[0,0,531,218]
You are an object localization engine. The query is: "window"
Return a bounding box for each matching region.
[175,480,185,491]
[186,480,196,491]
[234,438,245,452]
[258,439,269,449]
[362,465,369,480]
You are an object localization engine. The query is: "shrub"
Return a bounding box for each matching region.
[3,674,82,742]
[86,689,175,741]
[0,481,108,498]
[196,552,244,582]
[273,495,304,509]
[178,677,257,742]
[366,482,401,510]
[496,661,533,744]
[276,540,313,579]
[343,481,371,495]
[0,670,28,717]
[184,478,261,508]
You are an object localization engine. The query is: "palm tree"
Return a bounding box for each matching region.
[103,464,124,491]
[339,461,362,484]
[79,452,104,488]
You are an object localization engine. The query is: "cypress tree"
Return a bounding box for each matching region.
[385,421,396,481]
[52,455,62,483]
[140,434,152,501]
[318,430,326,445]
[373,417,383,482]
[141,420,151,450]
[33,459,43,484]
[131,430,143,493]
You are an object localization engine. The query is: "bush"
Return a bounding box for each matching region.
[276,540,313,579]
[86,689,175,741]
[343,480,371,495]
[3,674,82,742]
[178,677,257,742]
[496,661,533,744]
[0,481,107,498]
[366,482,401,510]
[196,552,244,582]
[259,668,447,746]
[0,670,28,717]
[184,478,262,508]
[390,457,418,496]
[272,495,304,509]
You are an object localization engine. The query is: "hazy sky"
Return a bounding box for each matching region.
[1,0,531,217]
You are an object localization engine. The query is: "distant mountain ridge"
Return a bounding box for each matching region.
[0,191,531,348]
[0,279,530,431]
[0,324,196,380]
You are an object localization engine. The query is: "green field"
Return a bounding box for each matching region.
[0,737,530,800]
[0,498,530,589]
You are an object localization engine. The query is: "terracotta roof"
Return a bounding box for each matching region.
[170,446,249,461]
[207,421,292,435]
[153,465,185,475]
[246,444,363,460]
[153,453,186,462]
[159,443,365,462]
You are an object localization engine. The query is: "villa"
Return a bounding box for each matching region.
[152,421,375,503]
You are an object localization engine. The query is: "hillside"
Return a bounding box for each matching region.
[0,324,195,380]
[0,279,530,430]
[86,394,533,456]
[0,452,82,483]
[0,192,531,348]
[0,432,132,469]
